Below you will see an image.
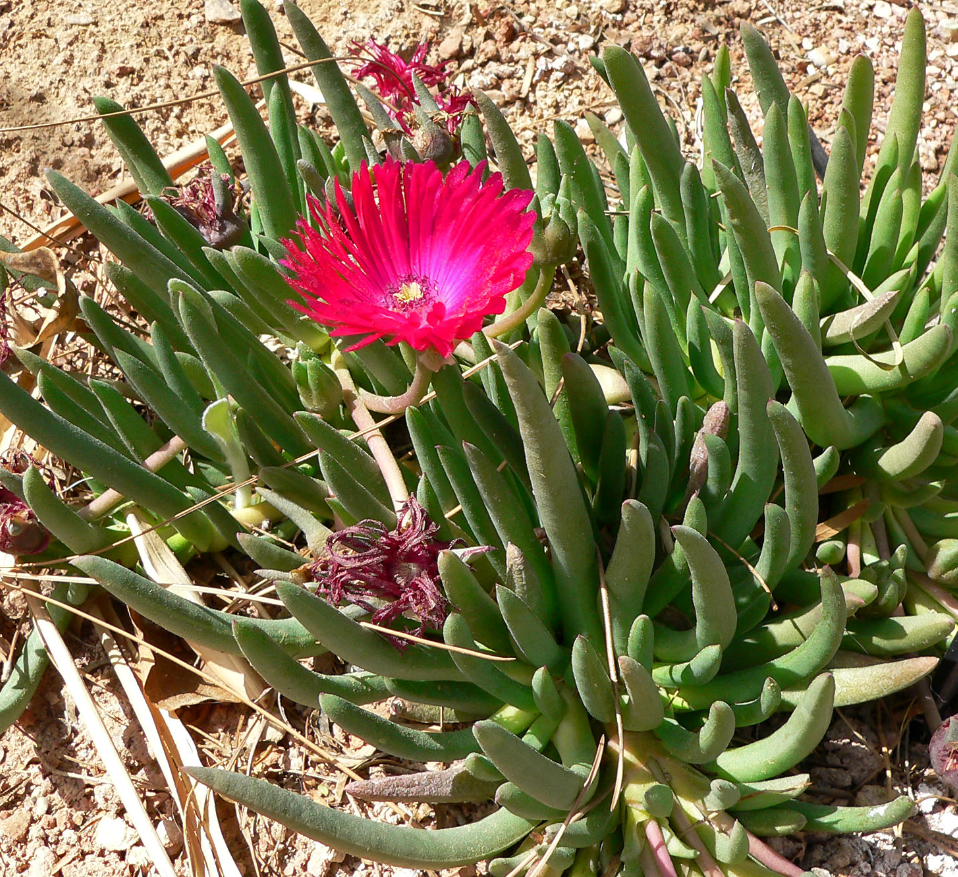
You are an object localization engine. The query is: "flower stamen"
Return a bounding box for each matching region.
[391,279,427,306]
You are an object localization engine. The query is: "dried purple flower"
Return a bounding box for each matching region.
[159,167,246,249]
[0,485,49,556]
[931,715,958,791]
[307,497,452,647]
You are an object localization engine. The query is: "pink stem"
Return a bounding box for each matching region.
[643,820,678,877]
[870,515,890,560]
[891,506,929,561]
[846,517,862,577]
[79,436,187,520]
[335,357,410,510]
[359,356,432,414]
[638,846,663,877]
[746,830,806,877]
[667,804,724,877]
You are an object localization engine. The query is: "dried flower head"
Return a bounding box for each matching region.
[931,715,958,791]
[158,168,246,249]
[350,38,477,135]
[282,159,535,357]
[0,485,48,556]
[306,497,452,646]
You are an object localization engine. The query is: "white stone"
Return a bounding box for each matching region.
[808,47,834,68]
[127,848,152,869]
[205,0,242,25]
[873,0,892,18]
[930,807,958,836]
[917,783,940,812]
[307,842,346,877]
[26,847,56,877]
[94,816,137,852]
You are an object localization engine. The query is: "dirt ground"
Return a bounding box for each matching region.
[3,0,958,875]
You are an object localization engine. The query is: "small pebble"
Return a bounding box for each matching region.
[808,47,834,68]
[938,20,958,43]
[94,816,137,852]
[0,811,30,842]
[438,28,463,61]
[65,13,95,25]
[872,0,892,18]
[157,818,183,855]
[205,0,242,25]
[127,847,152,869]
[26,847,56,877]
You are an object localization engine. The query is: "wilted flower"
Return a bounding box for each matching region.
[306,497,452,647]
[350,38,477,135]
[931,715,958,791]
[0,485,48,556]
[282,159,535,357]
[158,168,246,249]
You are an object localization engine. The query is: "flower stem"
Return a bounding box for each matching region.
[744,830,807,877]
[666,799,725,877]
[643,819,678,877]
[359,355,433,414]
[79,436,188,521]
[333,350,410,510]
[484,265,556,338]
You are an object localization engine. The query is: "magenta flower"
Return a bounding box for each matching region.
[306,497,452,647]
[351,39,448,102]
[282,159,535,357]
[350,38,477,135]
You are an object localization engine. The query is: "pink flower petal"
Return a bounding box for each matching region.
[282,159,536,355]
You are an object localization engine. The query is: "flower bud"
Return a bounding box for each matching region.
[292,343,343,417]
[410,108,457,166]
[529,177,578,267]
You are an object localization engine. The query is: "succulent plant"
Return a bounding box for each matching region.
[585,8,958,614]
[0,1,956,875]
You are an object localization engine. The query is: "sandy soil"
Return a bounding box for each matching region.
[2,0,958,875]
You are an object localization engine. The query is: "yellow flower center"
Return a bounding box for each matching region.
[393,281,425,305]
